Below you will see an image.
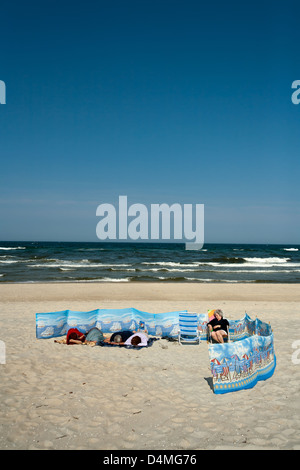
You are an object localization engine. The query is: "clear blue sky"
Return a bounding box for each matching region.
[0,0,299,243]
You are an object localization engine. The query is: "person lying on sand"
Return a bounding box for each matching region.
[124,332,149,347]
[103,330,134,345]
[54,328,149,347]
[106,332,149,347]
[54,327,105,346]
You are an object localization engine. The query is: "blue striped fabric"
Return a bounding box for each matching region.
[178,313,199,343]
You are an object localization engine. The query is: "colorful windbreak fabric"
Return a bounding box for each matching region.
[208,315,276,394]
[36,307,186,339]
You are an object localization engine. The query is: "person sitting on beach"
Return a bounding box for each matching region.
[104,330,134,345]
[208,309,229,343]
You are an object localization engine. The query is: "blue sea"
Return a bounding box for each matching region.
[0,241,300,283]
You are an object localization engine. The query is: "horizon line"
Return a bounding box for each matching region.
[0,240,299,246]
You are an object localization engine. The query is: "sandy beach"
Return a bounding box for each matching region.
[0,282,300,450]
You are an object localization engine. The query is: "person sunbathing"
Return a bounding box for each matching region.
[124,332,149,347]
[54,328,149,347]
[103,331,149,347]
[54,327,104,346]
[103,330,134,345]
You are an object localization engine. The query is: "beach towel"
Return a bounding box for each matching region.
[99,337,159,350]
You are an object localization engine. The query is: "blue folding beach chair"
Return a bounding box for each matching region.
[178,312,200,345]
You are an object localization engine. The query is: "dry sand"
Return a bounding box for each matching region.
[0,282,300,450]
